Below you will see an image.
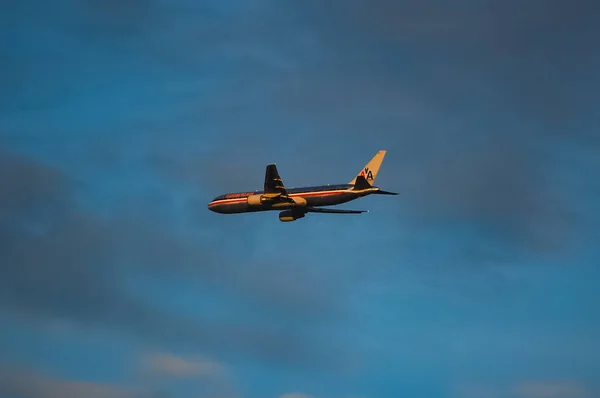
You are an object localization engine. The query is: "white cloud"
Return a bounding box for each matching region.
[278,394,367,398]
[453,383,505,398]
[279,394,315,398]
[454,380,594,398]
[142,351,225,379]
[514,381,592,398]
[0,368,134,398]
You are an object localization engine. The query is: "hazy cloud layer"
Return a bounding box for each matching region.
[141,352,225,379]
[261,0,600,258]
[0,148,349,369]
[454,380,594,398]
[279,394,316,398]
[80,0,600,259]
[514,381,593,398]
[0,367,136,398]
[1,0,599,397]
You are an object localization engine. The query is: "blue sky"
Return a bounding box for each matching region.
[1,1,599,398]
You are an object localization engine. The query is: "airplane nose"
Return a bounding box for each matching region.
[208,202,215,212]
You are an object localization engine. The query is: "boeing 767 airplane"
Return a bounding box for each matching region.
[208,150,398,222]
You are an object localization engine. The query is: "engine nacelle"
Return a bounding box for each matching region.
[247,194,264,206]
[279,210,305,222]
[248,194,307,208]
[290,196,307,207]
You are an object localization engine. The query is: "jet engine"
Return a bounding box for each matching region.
[247,194,263,206]
[279,210,305,222]
[290,196,307,207]
[247,194,281,206]
[247,194,307,209]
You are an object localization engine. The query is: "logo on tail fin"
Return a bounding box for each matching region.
[349,150,387,185]
[360,167,374,180]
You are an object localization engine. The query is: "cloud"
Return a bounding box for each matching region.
[453,383,504,398]
[514,381,592,398]
[142,352,225,379]
[248,0,600,260]
[4,0,597,266]
[454,380,595,398]
[278,394,367,398]
[0,146,349,370]
[2,1,599,395]
[279,394,315,398]
[0,367,136,398]
[134,350,238,398]
[270,0,600,132]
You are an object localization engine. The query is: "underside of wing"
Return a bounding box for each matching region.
[264,164,287,195]
[305,207,367,214]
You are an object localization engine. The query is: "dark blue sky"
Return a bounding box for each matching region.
[1,1,599,398]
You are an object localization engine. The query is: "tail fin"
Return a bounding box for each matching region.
[349,150,387,185]
[352,175,372,190]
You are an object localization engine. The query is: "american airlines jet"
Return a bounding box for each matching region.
[208,150,397,222]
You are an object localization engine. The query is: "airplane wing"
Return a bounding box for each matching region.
[264,164,287,196]
[305,207,367,214]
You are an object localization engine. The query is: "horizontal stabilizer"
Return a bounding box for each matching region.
[305,207,367,214]
[373,190,398,195]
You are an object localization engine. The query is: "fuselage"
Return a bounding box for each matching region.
[208,183,371,214]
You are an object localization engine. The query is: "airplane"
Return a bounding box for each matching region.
[207,150,398,222]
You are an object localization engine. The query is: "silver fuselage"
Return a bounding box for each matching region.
[208,184,375,214]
